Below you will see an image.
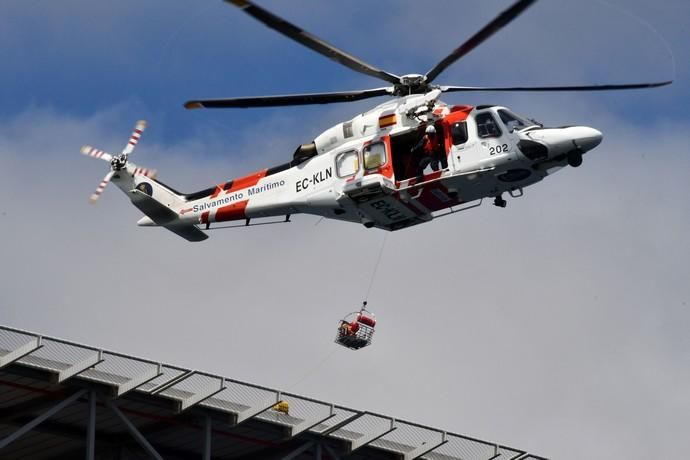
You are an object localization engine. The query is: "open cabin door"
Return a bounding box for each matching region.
[343,135,429,229]
[390,123,450,184]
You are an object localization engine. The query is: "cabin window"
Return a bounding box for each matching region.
[336,150,359,178]
[363,142,387,170]
[475,112,502,138]
[451,121,468,145]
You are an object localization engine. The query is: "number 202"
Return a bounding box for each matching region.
[489,143,509,155]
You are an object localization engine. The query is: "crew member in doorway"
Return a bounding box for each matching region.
[413,125,442,177]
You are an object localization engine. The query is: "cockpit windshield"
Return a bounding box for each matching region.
[498,109,539,132]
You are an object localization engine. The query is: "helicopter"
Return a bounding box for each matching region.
[82,0,670,242]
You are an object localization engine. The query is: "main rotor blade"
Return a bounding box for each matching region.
[425,0,536,83]
[185,87,392,109]
[225,0,400,85]
[440,80,672,93]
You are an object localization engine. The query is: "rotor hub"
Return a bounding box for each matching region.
[394,74,429,96]
[111,155,127,171]
[399,74,426,86]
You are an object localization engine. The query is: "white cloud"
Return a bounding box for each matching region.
[1,98,689,459]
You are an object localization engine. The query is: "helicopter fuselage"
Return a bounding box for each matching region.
[133,93,602,233]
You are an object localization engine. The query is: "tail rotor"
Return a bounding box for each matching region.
[130,166,157,179]
[121,119,147,157]
[81,145,113,163]
[89,171,114,204]
[81,120,156,203]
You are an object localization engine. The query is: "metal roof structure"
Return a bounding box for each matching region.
[0,325,549,459]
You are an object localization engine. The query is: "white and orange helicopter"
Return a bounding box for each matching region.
[82,0,670,242]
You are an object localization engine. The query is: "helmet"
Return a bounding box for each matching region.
[425,125,436,134]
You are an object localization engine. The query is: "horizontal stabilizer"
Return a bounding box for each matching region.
[129,189,177,225]
[163,224,209,242]
[129,189,208,242]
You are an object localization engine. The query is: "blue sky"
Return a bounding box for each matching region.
[0,0,686,145]
[1,1,689,459]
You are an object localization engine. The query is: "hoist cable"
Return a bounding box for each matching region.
[287,345,339,391]
[363,233,388,301]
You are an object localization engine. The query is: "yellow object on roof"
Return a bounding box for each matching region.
[272,400,289,414]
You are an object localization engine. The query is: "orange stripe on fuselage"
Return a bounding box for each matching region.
[215,200,248,222]
[225,169,267,194]
[207,169,268,200]
[450,104,473,115]
[210,184,224,199]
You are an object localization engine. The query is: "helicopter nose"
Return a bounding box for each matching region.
[571,126,603,152]
[526,126,603,156]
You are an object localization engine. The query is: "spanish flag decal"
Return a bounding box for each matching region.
[378,113,397,129]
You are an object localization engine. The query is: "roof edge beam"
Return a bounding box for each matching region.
[321,411,365,436]
[404,431,448,460]
[149,370,195,394]
[57,350,103,383]
[179,377,226,412]
[117,363,163,397]
[349,417,397,453]
[234,391,282,426]
[289,405,338,439]
[0,336,42,369]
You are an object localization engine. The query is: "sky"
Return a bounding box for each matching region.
[1,1,689,459]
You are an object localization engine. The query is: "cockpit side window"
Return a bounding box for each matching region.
[450,121,468,145]
[498,109,533,132]
[475,112,501,138]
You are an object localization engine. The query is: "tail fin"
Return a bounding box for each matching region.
[81,120,208,242]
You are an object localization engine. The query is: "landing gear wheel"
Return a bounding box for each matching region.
[493,195,507,208]
[567,150,583,167]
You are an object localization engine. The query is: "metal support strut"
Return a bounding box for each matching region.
[87,390,96,460]
[105,399,164,460]
[0,389,87,450]
[203,416,212,460]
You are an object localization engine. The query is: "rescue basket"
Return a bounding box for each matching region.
[335,306,376,350]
